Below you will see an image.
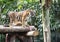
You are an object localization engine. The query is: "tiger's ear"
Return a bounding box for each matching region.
[28,11,31,14]
[25,10,30,14]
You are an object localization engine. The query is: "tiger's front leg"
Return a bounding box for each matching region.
[22,16,25,27]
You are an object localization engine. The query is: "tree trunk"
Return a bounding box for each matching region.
[0,26,36,33]
[42,6,51,42]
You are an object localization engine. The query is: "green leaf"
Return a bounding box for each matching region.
[18,5,22,9]
[35,0,39,2]
[29,0,32,3]
[24,1,28,4]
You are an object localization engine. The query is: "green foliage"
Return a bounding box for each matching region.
[50,0,60,30]
[50,0,60,42]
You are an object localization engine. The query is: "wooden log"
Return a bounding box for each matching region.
[0,25,36,33]
[10,36,16,42]
[26,30,39,36]
[5,33,8,42]
[17,35,33,42]
[23,37,33,42]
